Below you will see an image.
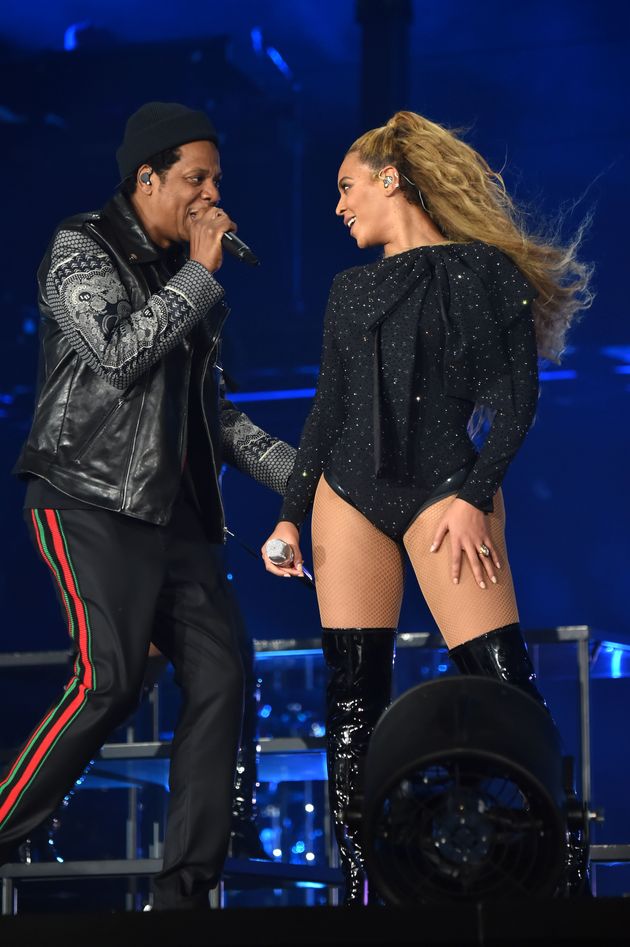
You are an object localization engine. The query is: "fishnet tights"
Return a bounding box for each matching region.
[312,477,405,629]
[311,476,518,647]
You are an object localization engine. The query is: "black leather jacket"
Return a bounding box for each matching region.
[16,193,295,541]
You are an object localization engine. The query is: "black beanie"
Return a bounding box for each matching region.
[116,101,219,181]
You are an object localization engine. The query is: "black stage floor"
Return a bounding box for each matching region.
[1,901,629,947]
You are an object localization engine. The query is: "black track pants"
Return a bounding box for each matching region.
[0,495,244,909]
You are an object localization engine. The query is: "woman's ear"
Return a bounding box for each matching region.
[377,165,400,195]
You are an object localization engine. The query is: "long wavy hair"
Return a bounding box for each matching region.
[348,111,594,362]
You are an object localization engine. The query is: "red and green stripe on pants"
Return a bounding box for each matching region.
[0,509,95,833]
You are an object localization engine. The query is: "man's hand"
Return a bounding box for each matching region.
[429,498,501,588]
[188,207,236,273]
[261,521,305,578]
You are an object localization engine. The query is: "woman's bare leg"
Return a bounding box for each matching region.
[403,490,519,649]
[312,476,405,629]
[311,476,401,904]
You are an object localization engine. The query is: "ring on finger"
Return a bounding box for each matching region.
[478,543,490,558]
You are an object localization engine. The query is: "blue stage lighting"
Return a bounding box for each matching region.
[64,21,91,51]
[266,46,292,79]
[600,642,630,680]
[250,27,264,54]
[602,345,630,363]
[44,113,67,129]
[229,387,316,404]
[255,648,319,659]
[539,369,577,381]
[0,106,26,124]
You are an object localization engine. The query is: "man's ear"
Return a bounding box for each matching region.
[138,165,153,189]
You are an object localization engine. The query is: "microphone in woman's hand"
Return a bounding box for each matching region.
[265,539,315,589]
[265,539,294,566]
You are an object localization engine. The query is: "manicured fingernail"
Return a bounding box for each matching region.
[491,576,497,584]
[453,577,458,584]
[479,581,486,589]
[496,562,502,569]
[283,573,291,578]
[430,544,436,552]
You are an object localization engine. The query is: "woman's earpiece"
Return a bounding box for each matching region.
[378,170,399,190]
[140,171,152,185]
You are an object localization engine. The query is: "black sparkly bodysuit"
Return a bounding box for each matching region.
[280,242,539,542]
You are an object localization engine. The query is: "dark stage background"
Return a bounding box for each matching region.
[0,0,629,900]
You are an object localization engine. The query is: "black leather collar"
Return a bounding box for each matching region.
[100,191,163,265]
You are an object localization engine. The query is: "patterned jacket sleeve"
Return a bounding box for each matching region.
[45,229,224,390]
[220,399,296,496]
[278,275,346,527]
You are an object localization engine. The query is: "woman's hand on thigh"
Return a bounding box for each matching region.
[429,498,500,588]
[261,521,305,578]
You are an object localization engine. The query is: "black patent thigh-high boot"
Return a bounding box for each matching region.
[448,622,547,707]
[449,622,590,897]
[322,629,396,907]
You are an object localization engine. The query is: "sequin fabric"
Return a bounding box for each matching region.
[280,242,539,540]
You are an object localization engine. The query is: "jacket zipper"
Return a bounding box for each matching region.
[200,345,225,535]
[201,303,231,536]
[208,302,230,350]
[121,386,147,510]
[73,397,126,462]
[179,356,193,471]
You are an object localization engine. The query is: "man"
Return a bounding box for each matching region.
[0,102,295,909]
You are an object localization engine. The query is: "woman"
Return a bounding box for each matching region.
[262,111,592,904]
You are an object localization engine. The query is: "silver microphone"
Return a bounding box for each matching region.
[265,539,295,566]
